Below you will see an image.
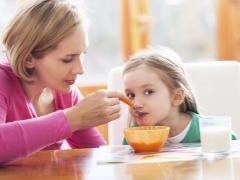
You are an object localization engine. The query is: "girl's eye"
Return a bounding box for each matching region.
[126,93,135,99]
[63,58,73,63]
[145,90,153,95]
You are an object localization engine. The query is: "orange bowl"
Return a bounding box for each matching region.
[123,126,170,153]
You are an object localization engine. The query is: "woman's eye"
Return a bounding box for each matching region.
[145,90,153,95]
[63,58,73,63]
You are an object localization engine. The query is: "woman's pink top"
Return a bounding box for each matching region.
[0,60,106,165]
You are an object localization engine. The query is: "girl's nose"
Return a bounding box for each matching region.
[133,98,144,109]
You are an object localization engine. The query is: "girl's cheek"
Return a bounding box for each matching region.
[129,108,135,118]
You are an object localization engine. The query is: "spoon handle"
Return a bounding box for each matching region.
[119,97,134,108]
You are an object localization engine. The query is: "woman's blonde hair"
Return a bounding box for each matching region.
[123,46,198,126]
[1,0,89,83]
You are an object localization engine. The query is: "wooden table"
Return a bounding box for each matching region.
[1,147,240,180]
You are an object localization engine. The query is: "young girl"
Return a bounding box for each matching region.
[122,46,237,145]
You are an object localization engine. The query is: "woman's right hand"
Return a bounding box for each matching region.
[64,89,125,132]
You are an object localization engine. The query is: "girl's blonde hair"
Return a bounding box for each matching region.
[123,46,198,126]
[1,0,89,83]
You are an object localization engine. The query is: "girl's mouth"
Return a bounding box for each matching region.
[135,113,147,118]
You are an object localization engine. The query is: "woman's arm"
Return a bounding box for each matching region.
[66,127,107,149]
[0,111,72,165]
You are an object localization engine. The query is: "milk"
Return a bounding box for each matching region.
[200,127,231,153]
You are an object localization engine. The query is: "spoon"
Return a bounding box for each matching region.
[119,97,146,116]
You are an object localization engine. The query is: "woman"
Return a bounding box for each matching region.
[0,0,123,164]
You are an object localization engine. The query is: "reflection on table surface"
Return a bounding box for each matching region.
[1,145,240,180]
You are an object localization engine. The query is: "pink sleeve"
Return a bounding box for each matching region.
[66,127,107,148]
[0,111,72,165]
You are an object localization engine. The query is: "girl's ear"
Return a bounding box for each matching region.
[24,54,35,69]
[172,88,185,106]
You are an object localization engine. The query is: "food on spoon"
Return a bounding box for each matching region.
[119,97,134,108]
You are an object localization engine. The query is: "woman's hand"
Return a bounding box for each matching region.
[64,90,125,131]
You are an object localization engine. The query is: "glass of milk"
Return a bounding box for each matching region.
[199,116,231,157]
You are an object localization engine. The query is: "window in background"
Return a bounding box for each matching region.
[149,0,217,62]
[0,0,18,59]
[68,0,238,88]
[75,0,122,86]
[0,0,223,85]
